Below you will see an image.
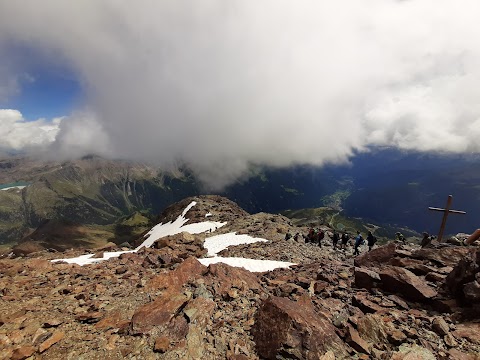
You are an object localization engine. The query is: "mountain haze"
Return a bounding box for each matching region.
[1,149,480,245]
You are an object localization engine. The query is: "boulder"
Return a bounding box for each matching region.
[205,262,261,298]
[39,331,64,353]
[389,344,436,360]
[354,242,397,267]
[377,266,437,302]
[130,290,190,334]
[354,267,381,290]
[251,296,349,359]
[146,256,207,291]
[357,314,390,344]
[345,324,371,354]
[445,249,480,304]
[410,247,471,267]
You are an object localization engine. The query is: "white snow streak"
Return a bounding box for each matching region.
[203,232,268,257]
[51,200,295,272]
[198,257,293,272]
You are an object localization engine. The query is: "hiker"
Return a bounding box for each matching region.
[420,232,432,248]
[317,229,325,247]
[341,232,349,249]
[354,231,364,256]
[293,232,300,242]
[285,231,292,240]
[366,231,376,251]
[332,230,340,249]
[395,232,406,244]
[307,228,315,243]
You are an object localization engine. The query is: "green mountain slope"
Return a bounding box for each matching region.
[0,156,199,244]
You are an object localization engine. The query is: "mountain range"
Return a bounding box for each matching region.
[1,149,479,246]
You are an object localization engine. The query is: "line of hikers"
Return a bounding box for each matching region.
[285,228,446,255]
[285,228,378,255]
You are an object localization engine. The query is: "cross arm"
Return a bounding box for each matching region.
[428,207,466,214]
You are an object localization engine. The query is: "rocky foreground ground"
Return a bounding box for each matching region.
[1,195,480,359]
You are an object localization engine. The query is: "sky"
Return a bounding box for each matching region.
[1,1,480,188]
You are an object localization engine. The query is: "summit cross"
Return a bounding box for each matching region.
[428,195,466,242]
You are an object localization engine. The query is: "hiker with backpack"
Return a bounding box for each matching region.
[341,232,349,249]
[366,230,377,251]
[421,231,432,248]
[354,230,364,256]
[317,229,325,247]
[332,230,340,249]
[395,232,406,244]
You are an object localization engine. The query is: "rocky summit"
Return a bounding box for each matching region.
[1,195,480,359]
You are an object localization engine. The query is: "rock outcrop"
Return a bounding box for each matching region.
[1,196,480,359]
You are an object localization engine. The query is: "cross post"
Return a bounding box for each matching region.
[428,195,466,242]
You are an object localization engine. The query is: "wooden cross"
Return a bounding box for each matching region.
[428,195,466,242]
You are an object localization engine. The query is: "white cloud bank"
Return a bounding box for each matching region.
[0,109,61,150]
[1,1,480,187]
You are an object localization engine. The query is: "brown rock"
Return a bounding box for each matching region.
[313,280,329,293]
[205,262,261,297]
[251,296,348,359]
[453,322,480,344]
[464,280,480,302]
[354,267,381,290]
[154,336,170,353]
[354,242,397,267]
[115,266,128,274]
[444,333,458,348]
[39,331,64,353]
[43,318,63,328]
[431,316,450,336]
[448,348,477,360]
[411,246,472,267]
[346,324,371,354]
[11,346,35,360]
[377,266,437,302]
[425,272,446,282]
[432,298,459,313]
[94,311,126,330]
[319,351,335,360]
[32,328,50,345]
[75,311,104,323]
[387,294,410,310]
[24,258,54,272]
[357,314,390,344]
[388,329,407,345]
[146,256,207,291]
[352,293,384,313]
[184,297,215,358]
[445,249,480,303]
[130,290,189,334]
[95,242,117,251]
[389,344,436,359]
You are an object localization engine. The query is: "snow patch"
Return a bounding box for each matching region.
[203,232,268,257]
[198,257,294,273]
[52,200,295,272]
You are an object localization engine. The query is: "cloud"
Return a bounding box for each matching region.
[0,109,61,150]
[1,1,480,187]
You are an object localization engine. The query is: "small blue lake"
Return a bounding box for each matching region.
[0,181,30,190]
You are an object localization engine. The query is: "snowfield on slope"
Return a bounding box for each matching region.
[52,201,295,272]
